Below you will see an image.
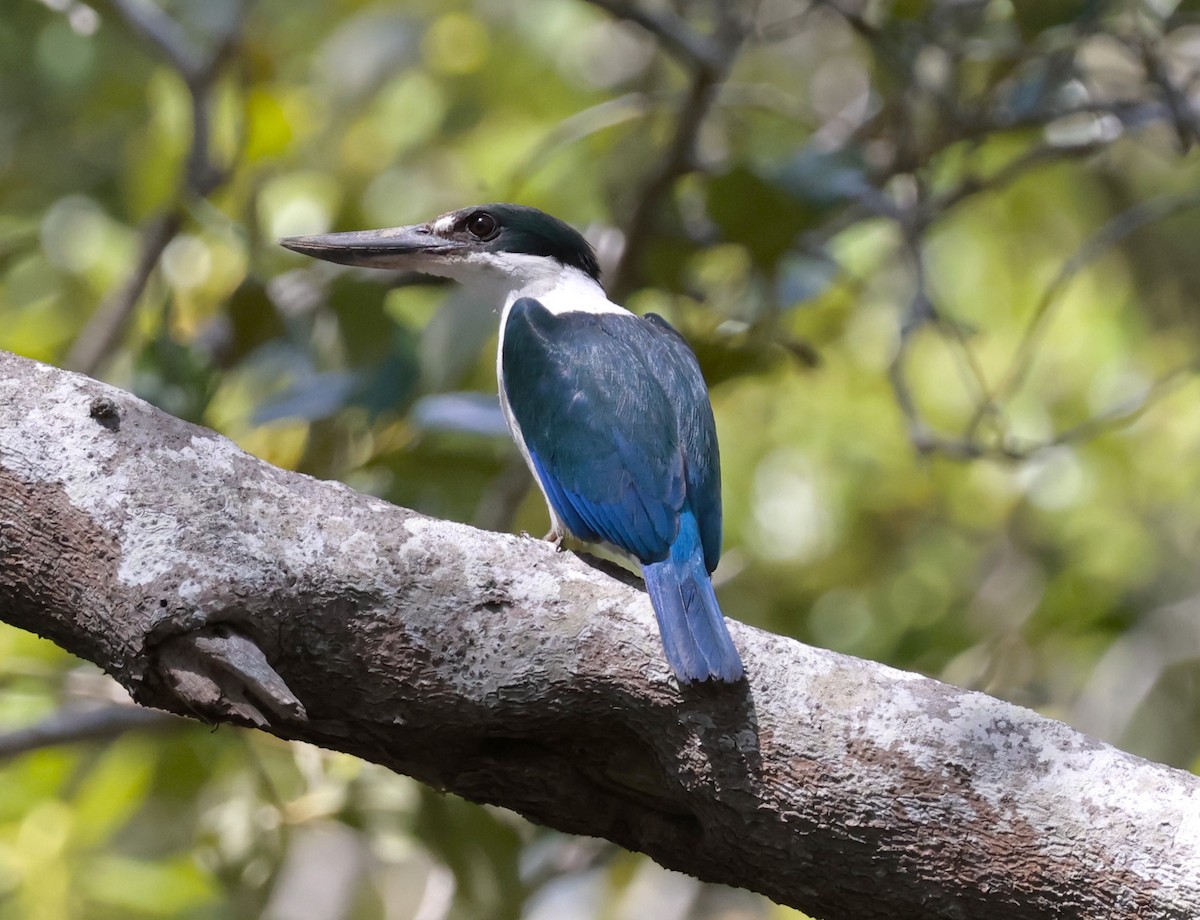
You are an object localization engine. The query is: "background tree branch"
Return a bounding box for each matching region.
[0,704,181,760]
[64,0,248,376]
[1,348,1197,920]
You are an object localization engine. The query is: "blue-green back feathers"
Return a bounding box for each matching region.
[501,298,721,569]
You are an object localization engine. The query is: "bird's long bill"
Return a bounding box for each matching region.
[278,225,460,268]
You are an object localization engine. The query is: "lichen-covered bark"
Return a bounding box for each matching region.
[0,349,1197,920]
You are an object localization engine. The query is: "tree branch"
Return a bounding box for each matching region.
[580,0,723,70]
[64,211,182,374]
[0,704,182,760]
[992,190,1200,420]
[584,0,746,300]
[67,0,248,375]
[0,349,1197,920]
[103,0,207,80]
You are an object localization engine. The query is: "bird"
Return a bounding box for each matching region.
[280,204,744,684]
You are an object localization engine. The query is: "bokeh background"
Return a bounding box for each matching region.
[3,0,1200,917]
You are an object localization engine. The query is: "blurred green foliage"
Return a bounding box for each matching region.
[2,0,1200,917]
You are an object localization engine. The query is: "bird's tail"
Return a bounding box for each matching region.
[642,511,744,684]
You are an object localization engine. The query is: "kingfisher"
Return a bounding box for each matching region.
[280,204,744,684]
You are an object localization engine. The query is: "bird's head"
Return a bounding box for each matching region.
[280,203,602,294]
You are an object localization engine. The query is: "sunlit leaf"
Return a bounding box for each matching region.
[71,738,158,847]
[81,855,217,915]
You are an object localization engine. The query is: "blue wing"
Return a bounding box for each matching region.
[643,312,721,572]
[501,298,721,569]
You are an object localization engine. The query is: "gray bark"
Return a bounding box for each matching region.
[0,349,1197,920]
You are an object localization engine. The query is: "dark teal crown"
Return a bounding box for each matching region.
[450,204,602,282]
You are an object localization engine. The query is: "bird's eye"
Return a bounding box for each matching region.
[465,212,498,240]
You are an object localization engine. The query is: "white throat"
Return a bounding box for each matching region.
[503,265,625,317]
[429,250,627,318]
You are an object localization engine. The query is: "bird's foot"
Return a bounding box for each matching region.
[543,526,566,551]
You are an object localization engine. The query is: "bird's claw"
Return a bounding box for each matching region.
[543,527,565,551]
